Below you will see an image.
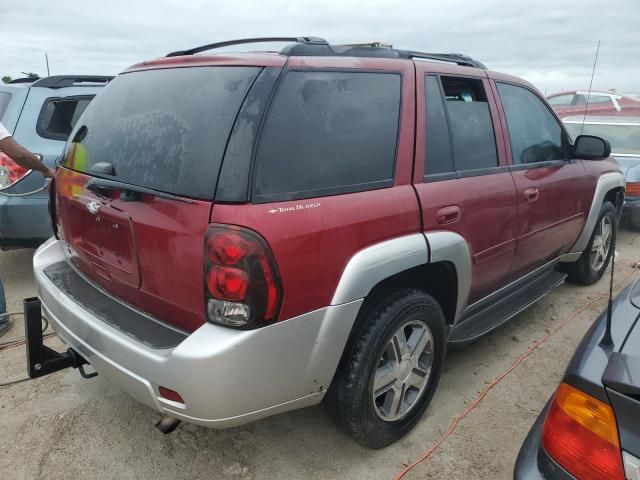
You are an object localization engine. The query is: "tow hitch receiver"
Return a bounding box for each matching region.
[24,297,95,379]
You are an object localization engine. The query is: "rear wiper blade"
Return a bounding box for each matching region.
[86,178,194,204]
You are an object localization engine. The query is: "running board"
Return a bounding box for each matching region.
[448,269,567,346]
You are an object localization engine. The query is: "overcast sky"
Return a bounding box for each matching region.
[1,0,638,94]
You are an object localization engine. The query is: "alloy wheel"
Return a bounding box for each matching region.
[372,320,434,422]
[590,215,613,272]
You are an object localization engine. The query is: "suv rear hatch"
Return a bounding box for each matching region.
[55,63,265,332]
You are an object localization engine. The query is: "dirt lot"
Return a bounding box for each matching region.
[1,230,639,480]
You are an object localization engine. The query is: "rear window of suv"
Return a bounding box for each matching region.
[62,67,260,199]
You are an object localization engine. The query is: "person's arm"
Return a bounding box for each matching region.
[0,136,55,177]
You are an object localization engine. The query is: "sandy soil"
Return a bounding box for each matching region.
[1,230,638,480]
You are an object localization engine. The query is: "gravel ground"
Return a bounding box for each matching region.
[1,230,638,480]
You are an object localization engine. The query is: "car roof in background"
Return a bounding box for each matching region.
[0,75,113,91]
[562,115,640,125]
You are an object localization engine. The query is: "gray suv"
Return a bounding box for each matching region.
[0,75,111,248]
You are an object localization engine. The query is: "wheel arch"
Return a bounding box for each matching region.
[562,171,626,262]
[330,232,471,356]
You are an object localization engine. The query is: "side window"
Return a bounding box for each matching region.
[424,76,454,176]
[441,76,498,171]
[254,71,401,202]
[497,83,566,165]
[586,94,612,104]
[547,94,574,106]
[37,96,93,141]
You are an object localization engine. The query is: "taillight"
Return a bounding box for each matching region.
[0,152,30,189]
[204,225,282,328]
[627,182,640,197]
[541,383,624,480]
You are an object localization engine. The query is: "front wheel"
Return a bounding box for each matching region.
[563,201,617,285]
[325,289,446,448]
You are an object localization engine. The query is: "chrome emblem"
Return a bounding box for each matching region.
[86,200,101,215]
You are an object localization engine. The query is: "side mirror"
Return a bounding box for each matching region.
[573,135,611,160]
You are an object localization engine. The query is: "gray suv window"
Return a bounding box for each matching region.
[253,70,401,202]
[38,96,93,141]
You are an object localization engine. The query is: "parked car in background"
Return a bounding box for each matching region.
[547,90,640,119]
[515,274,640,480]
[0,75,112,249]
[563,116,640,230]
[30,37,624,448]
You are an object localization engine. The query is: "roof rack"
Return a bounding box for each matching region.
[31,75,114,89]
[166,36,329,57]
[164,37,486,69]
[404,52,486,69]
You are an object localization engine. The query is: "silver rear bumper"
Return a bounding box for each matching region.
[34,238,362,428]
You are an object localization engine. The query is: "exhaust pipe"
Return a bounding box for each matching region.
[156,415,181,434]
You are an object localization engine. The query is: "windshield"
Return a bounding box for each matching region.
[564,122,640,155]
[62,66,260,199]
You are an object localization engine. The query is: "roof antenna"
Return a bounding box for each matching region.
[599,190,623,348]
[580,40,600,136]
[45,53,50,77]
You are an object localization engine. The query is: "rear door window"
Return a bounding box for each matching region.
[548,94,574,106]
[62,67,260,199]
[440,76,498,172]
[253,70,401,202]
[37,96,93,141]
[424,75,454,177]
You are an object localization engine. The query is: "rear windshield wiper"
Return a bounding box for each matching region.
[86,178,194,204]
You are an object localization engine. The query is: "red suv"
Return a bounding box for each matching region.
[32,37,625,448]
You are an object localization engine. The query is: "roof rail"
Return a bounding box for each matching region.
[404,52,486,69]
[31,75,114,89]
[7,77,40,84]
[166,36,329,57]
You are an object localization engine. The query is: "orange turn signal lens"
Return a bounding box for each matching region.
[626,182,640,197]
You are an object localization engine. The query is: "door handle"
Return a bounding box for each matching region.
[436,205,461,225]
[523,188,539,203]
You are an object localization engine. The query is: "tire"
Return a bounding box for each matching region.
[325,289,446,448]
[563,201,617,285]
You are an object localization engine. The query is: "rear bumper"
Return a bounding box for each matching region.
[34,238,362,428]
[623,195,640,214]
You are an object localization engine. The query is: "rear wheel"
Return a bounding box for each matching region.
[564,201,616,285]
[325,289,446,448]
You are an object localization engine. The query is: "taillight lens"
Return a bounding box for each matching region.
[626,182,640,197]
[0,152,30,189]
[541,383,624,480]
[204,225,282,328]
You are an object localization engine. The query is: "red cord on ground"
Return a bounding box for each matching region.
[393,262,640,480]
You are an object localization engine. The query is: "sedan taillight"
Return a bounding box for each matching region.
[541,383,624,480]
[0,152,29,189]
[204,225,282,328]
